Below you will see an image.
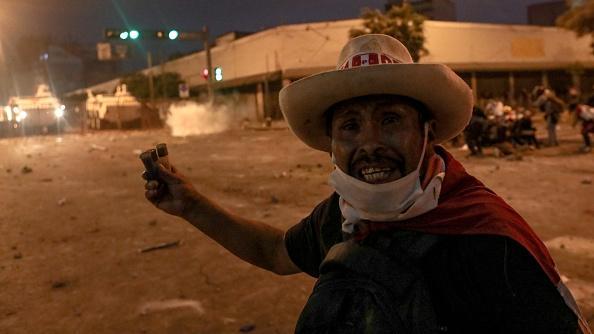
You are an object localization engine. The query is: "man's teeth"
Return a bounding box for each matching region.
[361,167,392,182]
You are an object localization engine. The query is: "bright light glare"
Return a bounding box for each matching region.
[4,106,12,121]
[54,108,65,118]
[129,30,140,39]
[214,67,223,81]
[168,30,179,40]
[120,31,129,40]
[16,111,27,123]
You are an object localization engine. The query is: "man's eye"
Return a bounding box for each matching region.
[341,121,359,131]
[382,115,401,125]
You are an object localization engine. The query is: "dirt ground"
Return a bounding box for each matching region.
[1,119,593,333]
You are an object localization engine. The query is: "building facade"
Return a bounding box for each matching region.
[74,19,594,121]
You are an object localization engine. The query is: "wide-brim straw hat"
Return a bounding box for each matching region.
[279,34,474,152]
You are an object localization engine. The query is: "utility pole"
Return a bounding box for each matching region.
[203,26,214,103]
[147,51,155,105]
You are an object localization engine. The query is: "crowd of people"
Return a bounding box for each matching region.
[463,85,594,156]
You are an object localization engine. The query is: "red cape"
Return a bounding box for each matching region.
[361,146,560,284]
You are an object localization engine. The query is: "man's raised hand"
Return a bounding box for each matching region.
[143,164,199,218]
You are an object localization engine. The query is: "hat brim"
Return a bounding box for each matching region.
[279,64,474,152]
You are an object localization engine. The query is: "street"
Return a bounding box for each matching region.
[1,122,593,333]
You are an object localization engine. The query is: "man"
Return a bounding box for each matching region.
[512,109,540,149]
[144,35,590,333]
[532,86,564,146]
[464,106,487,156]
[572,103,594,153]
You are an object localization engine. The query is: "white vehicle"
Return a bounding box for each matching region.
[86,84,142,129]
[2,85,65,133]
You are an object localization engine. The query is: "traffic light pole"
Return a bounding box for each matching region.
[147,51,155,106]
[203,26,214,103]
[103,27,215,102]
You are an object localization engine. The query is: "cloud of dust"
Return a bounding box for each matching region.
[166,101,232,137]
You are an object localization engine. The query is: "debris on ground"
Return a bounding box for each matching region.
[139,240,181,253]
[40,178,53,183]
[581,178,592,185]
[239,324,256,332]
[138,299,204,316]
[148,220,158,226]
[51,281,69,289]
[21,166,33,174]
[57,198,67,206]
[13,252,22,260]
[270,195,279,204]
[506,153,523,161]
[89,144,108,152]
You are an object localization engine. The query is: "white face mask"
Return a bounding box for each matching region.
[329,124,445,233]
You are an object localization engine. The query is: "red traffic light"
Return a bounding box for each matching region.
[201,68,209,80]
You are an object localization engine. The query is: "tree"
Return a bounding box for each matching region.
[350,3,429,62]
[121,73,150,99]
[121,72,183,99]
[556,0,594,54]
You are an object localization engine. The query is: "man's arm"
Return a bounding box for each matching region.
[144,164,301,275]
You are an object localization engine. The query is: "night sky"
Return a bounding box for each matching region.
[0,0,552,47]
[0,0,557,95]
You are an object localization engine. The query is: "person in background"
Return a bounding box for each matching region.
[572,103,594,153]
[533,86,565,147]
[464,106,488,156]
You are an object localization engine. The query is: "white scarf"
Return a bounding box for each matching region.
[328,125,445,233]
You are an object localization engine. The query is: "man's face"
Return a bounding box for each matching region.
[329,95,427,184]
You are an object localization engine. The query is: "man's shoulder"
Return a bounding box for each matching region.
[306,192,340,224]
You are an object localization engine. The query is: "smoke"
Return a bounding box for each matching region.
[166,101,232,137]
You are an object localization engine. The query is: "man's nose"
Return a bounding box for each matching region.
[358,122,385,154]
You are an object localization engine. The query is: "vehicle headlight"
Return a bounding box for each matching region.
[16,111,27,123]
[54,107,65,118]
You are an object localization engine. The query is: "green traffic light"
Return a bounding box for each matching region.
[168,30,179,40]
[119,31,129,40]
[129,30,140,40]
[214,67,223,81]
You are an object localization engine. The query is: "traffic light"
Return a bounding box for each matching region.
[214,67,223,81]
[201,68,209,80]
[104,29,120,39]
[155,29,179,40]
[104,29,141,40]
[129,30,140,40]
[168,30,179,40]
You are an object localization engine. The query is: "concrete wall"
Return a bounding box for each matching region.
[423,21,594,70]
[74,18,594,98]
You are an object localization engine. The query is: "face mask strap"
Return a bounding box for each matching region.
[415,123,429,171]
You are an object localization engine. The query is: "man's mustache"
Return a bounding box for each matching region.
[351,154,405,175]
